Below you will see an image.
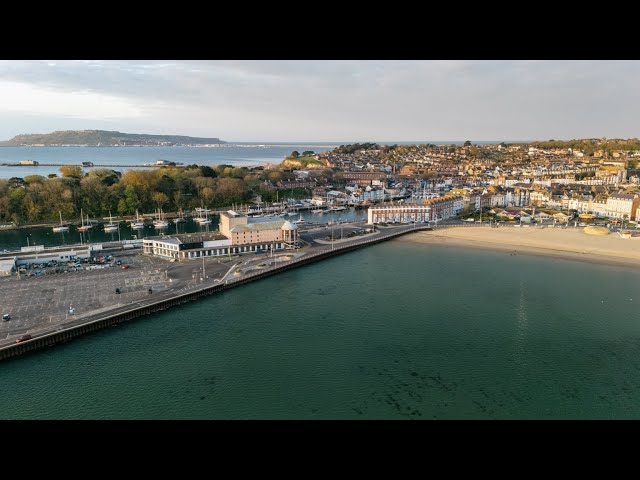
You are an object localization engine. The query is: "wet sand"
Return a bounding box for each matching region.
[398,226,640,267]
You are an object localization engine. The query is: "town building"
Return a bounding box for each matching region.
[367,205,431,224]
[219,211,299,248]
[143,211,300,261]
[605,193,640,220]
[143,233,233,260]
[13,245,91,266]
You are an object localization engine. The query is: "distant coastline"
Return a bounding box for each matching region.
[0,129,225,147]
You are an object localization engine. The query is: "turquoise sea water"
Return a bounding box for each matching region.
[1,240,639,419]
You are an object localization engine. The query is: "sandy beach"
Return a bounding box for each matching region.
[397,226,640,267]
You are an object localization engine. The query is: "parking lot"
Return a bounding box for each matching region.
[0,249,243,344]
[0,253,175,342]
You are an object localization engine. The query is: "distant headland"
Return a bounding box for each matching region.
[0,130,225,147]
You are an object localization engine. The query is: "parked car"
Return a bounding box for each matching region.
[121,265,130,270]
[2,313,10,321]
[15,334,32,343]
[115,288,121,294]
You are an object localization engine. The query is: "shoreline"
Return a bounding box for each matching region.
[397,226,640,269]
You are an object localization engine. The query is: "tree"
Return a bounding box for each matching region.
[302,150,314,156]
[215,177,247,205]
[118,185,140,215]
[268,171,283,184]
[152,192,169,209]
[24,175,45,184]
[59,165,83,178]
[200,165,217,178]
[464,140,472,147]
[290,151,300,158]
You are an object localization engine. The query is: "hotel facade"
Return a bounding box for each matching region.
[143,211,299,261]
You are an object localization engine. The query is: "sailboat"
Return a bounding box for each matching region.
[195,206,212,225]
[153,208,169,229]
[77,209,93,232]
[52,211,69,232]
[129,209,145,229]
[174,208,186,223]
[104,211,119,233]
[293,213,305,225]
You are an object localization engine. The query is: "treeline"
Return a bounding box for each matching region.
[0,164,302,224]
[333,143,381,154]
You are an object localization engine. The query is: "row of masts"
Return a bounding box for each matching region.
[51,208,191,233]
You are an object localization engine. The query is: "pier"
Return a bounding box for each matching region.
[0,224,431,361]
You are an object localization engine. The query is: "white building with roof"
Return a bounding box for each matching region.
[144,211,300,261]
[605,193,640,219]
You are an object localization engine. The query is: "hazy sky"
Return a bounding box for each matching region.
[0,60,638,142]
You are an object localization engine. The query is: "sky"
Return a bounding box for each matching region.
[0,60,638,143]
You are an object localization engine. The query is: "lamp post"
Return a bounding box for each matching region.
[331,225,334,251]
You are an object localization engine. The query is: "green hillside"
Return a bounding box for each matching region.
[0,130,225,146]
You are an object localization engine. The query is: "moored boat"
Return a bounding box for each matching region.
[52,211,69,232]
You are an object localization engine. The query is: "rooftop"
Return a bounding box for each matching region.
[144,232,227,243]
[230,220,293,233]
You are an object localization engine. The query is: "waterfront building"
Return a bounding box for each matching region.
[143,233,234,260]
[143,211,299,261]
[219,211,299,248]
[367,205,431,224]
[428,193,464,219]
[13,246,91,266]
[605,193,640,220]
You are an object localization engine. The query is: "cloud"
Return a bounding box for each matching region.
[0,60,638,141]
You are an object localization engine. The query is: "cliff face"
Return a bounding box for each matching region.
[0,130,225,146]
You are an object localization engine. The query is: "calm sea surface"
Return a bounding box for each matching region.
[0,145,336,179]
[1,240,639,419]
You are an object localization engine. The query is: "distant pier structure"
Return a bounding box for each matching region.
[367,205,431,224]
